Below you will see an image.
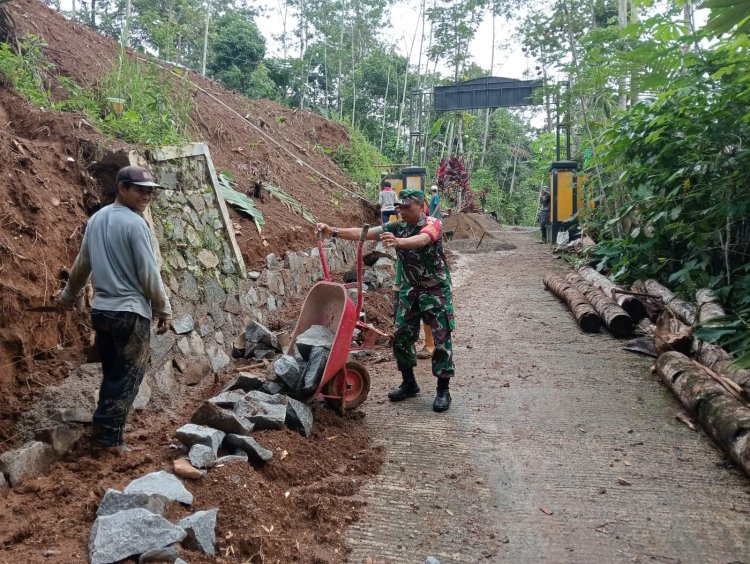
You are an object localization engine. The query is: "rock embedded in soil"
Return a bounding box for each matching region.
[88,508,186,564]
[224,434,273,463]
[272,354,304,393]
[96,489,170,517]
[175,423,225,455]
[50,407,93,424]
[285,398,314,437]
[0,441,55,486]
[138,545,179,563]
[215,452,249,465]
[245,320,279,351]
[174,458,206,480]
[295,325,335,360]
[124,471,194,505]
[172,314,195,335]
[188,444,216,469]
[302,346,329,397]
[234,391,289,430]
[178,508,218,556]
[222,372,265,393]
[191,401,254,436]
[35,423,85,455]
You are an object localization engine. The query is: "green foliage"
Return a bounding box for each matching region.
[0,35,52,107]
[209,12,268,97]
[96,58,193,145]
[333,124,387,199]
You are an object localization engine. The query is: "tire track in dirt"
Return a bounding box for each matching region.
[347,228,750,563]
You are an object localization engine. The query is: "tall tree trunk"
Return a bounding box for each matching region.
[337,2,345,121]
[380,63,391,152]
[90,0,96,28]
[480,4,496,168]
[628,0,639,104]
[397,3,422,152]
[350,21,356,125]
[617,0,627,110]
[201,0,210,76]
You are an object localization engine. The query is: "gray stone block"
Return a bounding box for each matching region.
[89,508,186,564]
[285,398,314,438]
[207,347,230,374]
[35,424,85,455]
[178,508,218,556]
[224,434,273,463]
[151,332,176,366]
[215,451,249,465]
[265,253,280,270]
[172,314,195,335]
[133,378,152,409]
[245,320,279,350]
[0,441,55,486]
[204,277,227,304]
[222,372,265,393]
[188,444,216,469]
[272,354,304,393]
[234,391,288,430]
[175,356,211,386]
[253,348,275,360]
[247,271,261,280]
[139,545,179,563]
[224,294,242,315]
[207,390,245,407]
[50,407,93,424]
[175,423,226,454]
[179,272,200,301]
[96,488,170,517]
[191,402,254,436]
[124,471,193,505]
[302,346,329,397]
[425,557,441,564]
[175,559,187,564]
[261,379,289,395]
[295,325,334,360]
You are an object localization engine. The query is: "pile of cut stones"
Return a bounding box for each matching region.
[88,470,216,563]
[268,324,335,401]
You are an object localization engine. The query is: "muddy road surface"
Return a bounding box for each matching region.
[347,228,750,563]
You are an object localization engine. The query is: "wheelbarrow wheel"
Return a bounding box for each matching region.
[323,360,371,412]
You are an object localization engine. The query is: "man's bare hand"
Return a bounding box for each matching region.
[315,223,332,236]
[381,232,399,249]
[156,316,171,335]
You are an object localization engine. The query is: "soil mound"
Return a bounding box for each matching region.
[443,213,500,241]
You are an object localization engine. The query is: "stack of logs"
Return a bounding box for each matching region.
[545,266,750,476]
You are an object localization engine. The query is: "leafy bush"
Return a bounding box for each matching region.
[0,35,52,107]
[333,124,387,199]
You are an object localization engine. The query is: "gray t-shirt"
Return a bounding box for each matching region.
[61,203,172,320]
[378,189,396,211]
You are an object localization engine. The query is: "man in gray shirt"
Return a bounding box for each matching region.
[378,181,397,224]
[60,165,172,449]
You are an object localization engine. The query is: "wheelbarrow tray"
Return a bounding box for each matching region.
[287,280,357,400]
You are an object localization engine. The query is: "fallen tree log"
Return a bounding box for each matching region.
[565,273,633,337]
[696,288,726,325]
[543,273,602,333]
[654,310,694,355]
[631,280,664,321]
[696,341,750,391]
[636,318,655,336]
[578,266,646,321]
[656,351,750,476]
[644,279,697,325]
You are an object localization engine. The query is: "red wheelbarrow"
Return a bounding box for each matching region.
[287,225,374,413]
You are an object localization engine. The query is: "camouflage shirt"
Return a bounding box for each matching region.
[383,215,449,288]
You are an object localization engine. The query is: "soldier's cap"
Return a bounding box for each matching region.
[395,189,425,206]
[115,166,162,188]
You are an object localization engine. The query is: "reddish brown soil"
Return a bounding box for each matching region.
[9,0,376,270]
[0,368,385,563]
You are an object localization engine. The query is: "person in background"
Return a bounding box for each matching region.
[429,185,441,218]
[58,166,172,450]
[539,187,551,243]
[378,181,397,224]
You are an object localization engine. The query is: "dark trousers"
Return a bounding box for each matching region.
[382,210,395,224]
[539,210,550,242]
[91,309,151,445]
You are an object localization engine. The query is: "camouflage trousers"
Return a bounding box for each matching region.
[91,309,151,445]
[393,283,455,378]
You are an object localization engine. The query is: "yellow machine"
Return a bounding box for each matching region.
[549,160,592,243]
[380,166,427,222]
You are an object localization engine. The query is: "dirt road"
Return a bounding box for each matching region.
[346,228,750,563]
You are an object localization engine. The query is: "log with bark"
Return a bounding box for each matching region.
[654,310,694,355]
[543,273,602,333]
[578,266,646,321]
[695,341,750,391]
[656,351,750,476]
[631,280,664,321]
[565,273,634,337]
[643,279,697,325]
[696,288,726,325]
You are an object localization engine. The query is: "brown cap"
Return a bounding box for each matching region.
[115,166,162,188]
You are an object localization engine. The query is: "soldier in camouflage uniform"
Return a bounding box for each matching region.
[316,188,455,412]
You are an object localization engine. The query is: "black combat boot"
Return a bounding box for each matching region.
[388,369,420,401]
[433,377,452,412]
